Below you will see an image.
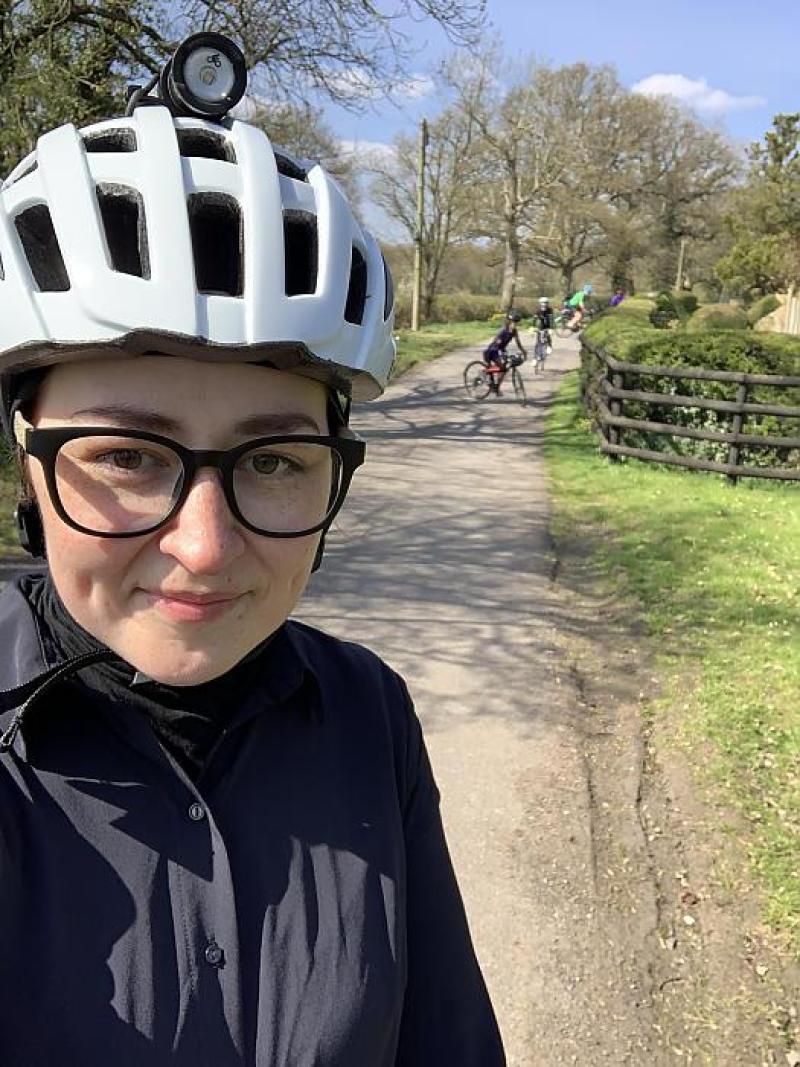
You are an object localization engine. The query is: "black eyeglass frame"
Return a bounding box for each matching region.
[14,417,365,540]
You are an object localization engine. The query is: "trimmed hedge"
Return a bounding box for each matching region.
[582,309,800,470]
[394,291,501,327]
[686,304,748,333]
[748,293,780,327]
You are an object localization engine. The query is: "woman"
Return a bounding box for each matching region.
[0,53,505,1066]
[482,310,527,369]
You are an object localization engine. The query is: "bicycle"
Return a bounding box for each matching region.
[532,328,551,371]
[463,352,526,405]
[554,304,597,337]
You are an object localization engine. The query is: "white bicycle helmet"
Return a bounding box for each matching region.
[0,106,395,402]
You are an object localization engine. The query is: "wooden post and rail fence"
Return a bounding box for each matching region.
[580,338,800,484]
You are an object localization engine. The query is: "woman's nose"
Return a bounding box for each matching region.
[157,469,245,574]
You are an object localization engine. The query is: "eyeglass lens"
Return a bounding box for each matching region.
[53,435,340,535]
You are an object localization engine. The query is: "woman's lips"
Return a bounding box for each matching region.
[145,590,245,623]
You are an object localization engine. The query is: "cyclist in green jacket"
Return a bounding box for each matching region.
[566,284,593,331]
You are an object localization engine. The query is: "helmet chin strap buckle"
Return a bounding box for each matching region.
[15,501,46,559]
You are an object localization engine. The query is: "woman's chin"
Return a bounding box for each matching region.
[122,645,240,687]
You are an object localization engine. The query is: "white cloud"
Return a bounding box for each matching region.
[393,74,436,100]
[631,73,765,114]
[327,68,435,102]
[338,140,398,168]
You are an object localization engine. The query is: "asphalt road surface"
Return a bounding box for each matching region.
[297,337,664,1064]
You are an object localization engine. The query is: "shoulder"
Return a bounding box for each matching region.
[285,619,410,707]
[284,620,421,791]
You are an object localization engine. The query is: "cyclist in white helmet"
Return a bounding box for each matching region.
[0,33,504,1067]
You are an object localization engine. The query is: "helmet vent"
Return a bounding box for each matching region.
[14,205,70,292]
[274,153,308,182]
[344,246,367,325]
[177,130,236,163]
[283,211,318,296]
[382,254,393,320]
[96,184,150,279]
[188,193,243,296]
[83,129,137,153]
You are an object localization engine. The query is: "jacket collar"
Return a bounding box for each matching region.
[0,576,320,761]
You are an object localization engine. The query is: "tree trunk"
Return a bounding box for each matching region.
[561,265,574,299]
[499,229,520,310]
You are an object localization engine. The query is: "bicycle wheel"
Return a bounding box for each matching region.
[554,317,572,339]
[512,367,526,405]
[533,338,548,371]
[464,360,492,399]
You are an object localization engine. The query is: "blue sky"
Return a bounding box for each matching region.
[318,0,799,236]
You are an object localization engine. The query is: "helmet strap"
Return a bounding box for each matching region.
[15,500,46,559]
[311,532,326,573]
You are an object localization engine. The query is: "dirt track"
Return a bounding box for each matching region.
[298,337,800,1066]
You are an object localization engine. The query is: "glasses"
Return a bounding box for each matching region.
[13,413,365,538]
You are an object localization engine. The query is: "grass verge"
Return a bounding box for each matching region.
[545,371,800,950]
[391,320,491,379]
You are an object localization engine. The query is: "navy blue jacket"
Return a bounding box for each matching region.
[0,578,505,1066]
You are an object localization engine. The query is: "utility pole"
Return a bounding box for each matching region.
[411,117,428,332]
[674,237,687,291]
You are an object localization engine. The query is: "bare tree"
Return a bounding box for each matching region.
[444,54,566,309]
[246,100,358,202]
[368,106,477,317]
[0,0,485,174]
[178,0,485,106]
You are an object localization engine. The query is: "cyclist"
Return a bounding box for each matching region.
[533,297,554,359]
[483,310,527,370]
[566,283,594,331]
[0,36,505,1067]
[608,286,625,307]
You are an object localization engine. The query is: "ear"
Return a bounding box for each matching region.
[15,500,46,559]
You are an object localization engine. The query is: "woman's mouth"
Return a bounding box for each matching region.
[145,589,245,623]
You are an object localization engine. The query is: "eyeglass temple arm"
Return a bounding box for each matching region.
[12,411,33,451]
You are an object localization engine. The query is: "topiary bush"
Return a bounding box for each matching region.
[747,293,780,327]
[672,292,699,316]
[686,303,748,333]
[649,292,679,329]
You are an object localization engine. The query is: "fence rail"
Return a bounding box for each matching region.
[581,339,800,483]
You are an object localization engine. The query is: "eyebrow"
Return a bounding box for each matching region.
[68,406,324,436]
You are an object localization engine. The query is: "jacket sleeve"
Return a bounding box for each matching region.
[394,686,506,1066]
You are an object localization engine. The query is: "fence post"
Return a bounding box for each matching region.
[608,367,623,461]
[726,381,748,485]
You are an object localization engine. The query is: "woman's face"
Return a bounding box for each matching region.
[28,356,330,685]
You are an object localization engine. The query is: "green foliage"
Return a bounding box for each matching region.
[715,113,800,294]
[672,291,699,316]
[649,292,680,329]
[716,234,793,296]
[686,303,748,332]
[394,291,501,328]
[747,293,781,327]
[433,292,510,322]
[545,372,800,948]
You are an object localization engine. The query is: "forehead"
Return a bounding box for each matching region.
[34,355,329,421]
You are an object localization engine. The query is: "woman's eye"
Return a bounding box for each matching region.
[91,448,167,473]
[107,450,144,470]
[250,452,296,475]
